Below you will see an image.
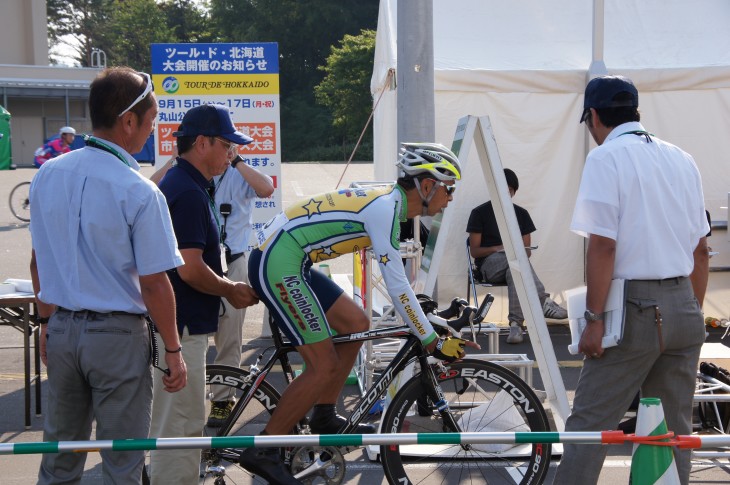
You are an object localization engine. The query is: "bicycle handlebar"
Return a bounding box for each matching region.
[427,306,477,338]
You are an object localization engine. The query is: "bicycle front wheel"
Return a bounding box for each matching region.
[201,365,281,484]
[380,359,551,485]
[9,181,31,222]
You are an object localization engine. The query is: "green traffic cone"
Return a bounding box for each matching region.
[630,397,680,484]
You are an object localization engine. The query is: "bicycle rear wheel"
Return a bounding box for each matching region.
[9,181,31,222]
[201,365,281,484]
[380,359,551,485]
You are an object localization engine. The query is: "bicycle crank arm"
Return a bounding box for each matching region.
[293,457,333,479]
[290,445,346,485]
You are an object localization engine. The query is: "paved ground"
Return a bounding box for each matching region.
[1,162,729,483]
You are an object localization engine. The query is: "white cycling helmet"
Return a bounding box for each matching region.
[396,142,461,182]
[59,126,76,135]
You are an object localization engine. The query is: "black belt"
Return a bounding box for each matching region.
[56,307,144,319]
[631,276,686,284]
[226,252,245,264]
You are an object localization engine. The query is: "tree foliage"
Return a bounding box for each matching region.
[47,0,113,67]
[315,30,376,147]
[47,0,210,71]
[208,0,378,159]
[159,0,215,44]
[46,0,379,160]
[105,0,177,71]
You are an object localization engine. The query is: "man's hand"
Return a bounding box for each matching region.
[162,351,187,393]
[225,282,260,309]
[578,320,605,359]
[40,324,48,366]
[429,337,479,362]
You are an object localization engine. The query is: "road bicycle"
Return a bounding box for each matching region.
[9,181,30,222]
[200,296,552,485]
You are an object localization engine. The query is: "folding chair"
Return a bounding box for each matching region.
[464,238,509,353]
[466,237,506,307]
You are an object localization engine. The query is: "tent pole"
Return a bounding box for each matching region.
[583,0,609,284]
[590,0,607,76]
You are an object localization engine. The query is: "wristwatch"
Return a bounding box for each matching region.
[584,309,604,322]
[231,155,243,169]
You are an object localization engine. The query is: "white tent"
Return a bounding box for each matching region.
[372,0,730,319]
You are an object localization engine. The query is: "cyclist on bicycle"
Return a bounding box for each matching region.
[33,126,76,168]
[242,142,476,484]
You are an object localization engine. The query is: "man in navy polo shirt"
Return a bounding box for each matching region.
[149,104,259,485]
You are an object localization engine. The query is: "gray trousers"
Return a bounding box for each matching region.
[479,251,548,324]
[38,311,152,485]
[553,277,704,485]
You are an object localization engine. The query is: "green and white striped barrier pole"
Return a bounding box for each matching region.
[1,427,726,457]
[0,431,610,455]
[631,398,680,485]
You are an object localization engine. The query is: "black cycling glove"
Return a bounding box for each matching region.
[431,337,466,363]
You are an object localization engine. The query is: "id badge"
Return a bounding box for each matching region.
[220,244,228,274]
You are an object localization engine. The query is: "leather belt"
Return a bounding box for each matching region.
[226,252,245,264]
[57,307,144,319]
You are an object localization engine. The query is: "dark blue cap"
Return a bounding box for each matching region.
[172,104,253,145]
[581,75,639,122]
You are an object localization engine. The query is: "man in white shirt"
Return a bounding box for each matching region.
[554,75,709,484]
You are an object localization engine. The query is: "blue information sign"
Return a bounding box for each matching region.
[151,43,279,75]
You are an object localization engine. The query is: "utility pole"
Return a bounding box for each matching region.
[396,0,435,286]
[397,0,435,145]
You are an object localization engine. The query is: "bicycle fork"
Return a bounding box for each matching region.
[420,357,472,451]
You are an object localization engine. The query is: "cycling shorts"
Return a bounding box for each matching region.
[248,233,344,346]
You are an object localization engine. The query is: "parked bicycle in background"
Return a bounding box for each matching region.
[9,180,30,222]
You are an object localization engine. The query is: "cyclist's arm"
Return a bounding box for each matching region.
[365,200,437,349]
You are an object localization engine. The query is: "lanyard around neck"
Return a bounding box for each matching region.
[83,135,131,166]
[206,191,222,240]
[618,130,653,143]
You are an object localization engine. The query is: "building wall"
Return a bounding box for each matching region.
[0,0,48,65]
[0,1,100,168]
[6,98,90,166]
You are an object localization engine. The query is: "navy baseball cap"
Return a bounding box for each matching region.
[172,104,253,145]
[580,75,639,123]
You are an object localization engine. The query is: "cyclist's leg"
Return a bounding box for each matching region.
[267,339,341,434]
[317,298,368,404]
[248,238,338,435]
[308,284,375,433]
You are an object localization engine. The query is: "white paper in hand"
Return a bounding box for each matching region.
[566,279,626,355]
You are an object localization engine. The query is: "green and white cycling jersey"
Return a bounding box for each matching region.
[254,183,437,346]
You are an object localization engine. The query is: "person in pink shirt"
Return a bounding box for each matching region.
[33,126,76,167]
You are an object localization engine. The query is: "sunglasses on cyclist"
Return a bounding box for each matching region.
[431,179,456,195]
[118,72,154,117]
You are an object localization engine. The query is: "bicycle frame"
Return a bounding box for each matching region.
[215,318,459,439]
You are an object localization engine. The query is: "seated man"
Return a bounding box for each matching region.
[466,168,567,344]
[244,143,476,484]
